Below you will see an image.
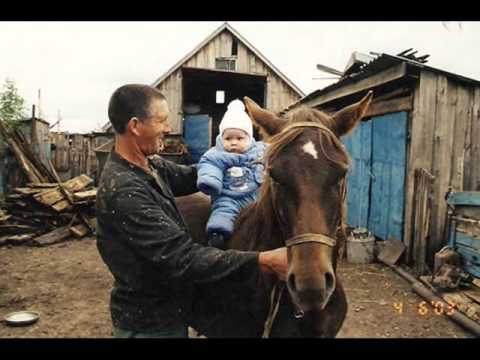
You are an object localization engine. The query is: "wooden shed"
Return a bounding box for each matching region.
[103,22,304,161]
[0,116,51,197]
[282,51,480,274]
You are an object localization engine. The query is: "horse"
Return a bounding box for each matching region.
[176,91,373,337]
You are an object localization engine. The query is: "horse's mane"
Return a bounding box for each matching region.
[232,106,350,252]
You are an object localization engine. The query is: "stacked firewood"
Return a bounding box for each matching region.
[0,119,96,247]
[0,175,97,247]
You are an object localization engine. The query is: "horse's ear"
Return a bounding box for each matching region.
[244,96,285,140]
[330,91,373,137]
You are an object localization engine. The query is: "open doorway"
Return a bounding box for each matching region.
[182,67,266,145]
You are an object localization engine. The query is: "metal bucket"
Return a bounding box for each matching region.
[347,228,375,264]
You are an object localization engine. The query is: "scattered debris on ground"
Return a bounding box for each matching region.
[0,120,96,248]
[0,175,96,247]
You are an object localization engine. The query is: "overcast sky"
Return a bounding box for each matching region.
[0,21,476,133]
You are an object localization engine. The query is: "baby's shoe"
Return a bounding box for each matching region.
[208,232,225,250]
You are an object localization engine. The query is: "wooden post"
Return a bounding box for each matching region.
[412,168,435,275]
[430,76,457,262]
[404,71,437,264]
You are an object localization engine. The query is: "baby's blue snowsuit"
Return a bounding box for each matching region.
[197,135,267,238]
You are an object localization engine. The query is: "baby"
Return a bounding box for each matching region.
[196,99,267,249]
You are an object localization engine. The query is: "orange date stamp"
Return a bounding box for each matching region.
[393,301,457,316]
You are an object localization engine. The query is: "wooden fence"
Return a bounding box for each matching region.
[49,132,113,182]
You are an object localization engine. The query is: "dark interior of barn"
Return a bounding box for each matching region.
[182,67,266,143]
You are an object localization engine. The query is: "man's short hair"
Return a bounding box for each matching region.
[108,84,166,134]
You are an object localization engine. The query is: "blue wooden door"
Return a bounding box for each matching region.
[343,120,372,229]
[183,115,211,163]
[367,112,408,241]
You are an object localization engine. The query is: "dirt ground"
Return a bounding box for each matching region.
[0,237,474,338]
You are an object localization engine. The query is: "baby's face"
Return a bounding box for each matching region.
[222,129,250,154]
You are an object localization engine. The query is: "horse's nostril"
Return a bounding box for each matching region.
[325,272,335,291]
[287,273,297,293]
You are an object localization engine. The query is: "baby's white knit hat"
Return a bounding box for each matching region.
[219,99,253,139]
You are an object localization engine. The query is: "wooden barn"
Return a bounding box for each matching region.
[282,50,480,274]
[103,22,304,161]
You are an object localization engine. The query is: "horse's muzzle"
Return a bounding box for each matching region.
[287,268,336,312]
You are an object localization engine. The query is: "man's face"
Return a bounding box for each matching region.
[222,128,250,154]
[135,99,171,156]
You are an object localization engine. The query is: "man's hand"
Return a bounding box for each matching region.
[258,247,288,281]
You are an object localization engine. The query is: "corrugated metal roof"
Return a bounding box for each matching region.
[282,52,480,114]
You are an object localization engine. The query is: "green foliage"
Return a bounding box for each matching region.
[0,78,27,132]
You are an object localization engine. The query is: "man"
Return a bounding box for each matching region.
[96,84,287,338]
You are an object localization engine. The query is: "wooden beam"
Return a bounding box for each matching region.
[14,187,46,196]
[412,168,435,275]
[443,292,480,323]
[450,85,470,192]
[73,189,96,202]
[304,62,408,108]
[364,95,412,118]
[31,225,72,246]
[34,189,65,206]
[52,199,71,212]
[404,70,438,264]
[182,66,267,78]
[430,76,457,260]
[69,223,89,238]
[0,224,38,234]
[26,183,60,188]
[463,89,474,191]
[69,218,96,238]
[49,159,75,204]
[368,87,411,103]
[0,234,35,246]
[63,174,93,192]
[468,88,480,191]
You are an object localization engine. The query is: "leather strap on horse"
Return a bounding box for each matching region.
[281,121,337,139]
[285,233,336,248]
[262,281,285,338]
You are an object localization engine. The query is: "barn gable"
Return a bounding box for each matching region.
[103,22,304,135]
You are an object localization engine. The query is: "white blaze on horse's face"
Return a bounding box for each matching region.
[302,141,318,160]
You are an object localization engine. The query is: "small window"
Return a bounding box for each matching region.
[215,57,236,71]
[216,91,225,104]
[232,40,238,56]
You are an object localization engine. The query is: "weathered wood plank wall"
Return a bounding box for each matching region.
[158,30,300,133]
[157,74,183,134]
[404,71,437,262]
[468,88,480,191]
[49,133,112,182]
[0,119,51,197]
[407,70,480,263]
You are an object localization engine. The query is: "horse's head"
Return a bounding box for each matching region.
[244,92,372,313]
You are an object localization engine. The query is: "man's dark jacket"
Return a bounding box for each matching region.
[96,151,260,333]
